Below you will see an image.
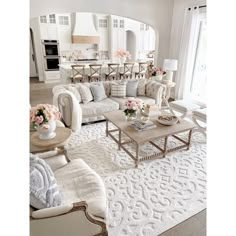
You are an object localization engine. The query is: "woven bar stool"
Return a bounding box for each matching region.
[71,64,86,83]
[88,64,102,82]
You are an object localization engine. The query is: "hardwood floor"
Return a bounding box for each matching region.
[30,78,206,236]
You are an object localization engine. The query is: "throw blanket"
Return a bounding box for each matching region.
[30,154,63,209]
[53,85,82,131]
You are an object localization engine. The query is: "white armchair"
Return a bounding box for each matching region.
[30,149,108,236]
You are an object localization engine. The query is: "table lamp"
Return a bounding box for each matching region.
[162,59,178,84]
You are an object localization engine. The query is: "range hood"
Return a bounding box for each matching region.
[72,12,100,44]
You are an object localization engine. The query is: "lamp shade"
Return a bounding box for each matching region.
[163,59,178,71]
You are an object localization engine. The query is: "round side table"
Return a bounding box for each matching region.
[30,127,72,153]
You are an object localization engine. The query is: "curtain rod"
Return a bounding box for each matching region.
[188,5,207,10]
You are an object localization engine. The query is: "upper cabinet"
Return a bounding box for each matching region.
[57,14,71,51]
[39,14,58,40]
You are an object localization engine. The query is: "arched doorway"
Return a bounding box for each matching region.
[126,30,136,61]
[30,28,38,79]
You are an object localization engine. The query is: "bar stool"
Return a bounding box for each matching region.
[88,64,102,82]
[135,62,148,78]
[119,62,134,79]
[105,63,120,81]
[71,65,86,83]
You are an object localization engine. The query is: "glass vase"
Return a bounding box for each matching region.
[125,112,137,121]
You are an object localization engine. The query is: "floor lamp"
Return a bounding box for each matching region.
[162,59,178,84]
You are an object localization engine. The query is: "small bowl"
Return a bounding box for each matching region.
[157,115,178,126]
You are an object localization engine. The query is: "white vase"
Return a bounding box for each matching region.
[37,120,56,140]
[119,57,126,64]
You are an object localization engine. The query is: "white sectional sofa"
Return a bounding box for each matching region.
[53,79,165,131]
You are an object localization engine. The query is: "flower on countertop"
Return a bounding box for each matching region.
[114,49,131,59]
[124,97,144,116]
[30,104,61,129]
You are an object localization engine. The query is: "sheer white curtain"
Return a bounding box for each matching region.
[175,7,200,99]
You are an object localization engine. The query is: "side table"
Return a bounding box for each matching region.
[30,127,72,153]
[152,77,176,108]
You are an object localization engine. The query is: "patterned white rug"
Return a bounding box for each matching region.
[65,121,206,236]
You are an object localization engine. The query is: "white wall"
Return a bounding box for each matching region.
[30,0,174,67]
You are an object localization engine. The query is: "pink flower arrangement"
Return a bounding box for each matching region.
[30,104,61,129]
[114,49,131,59]
[152,67,166,76]
[124,97,144,116]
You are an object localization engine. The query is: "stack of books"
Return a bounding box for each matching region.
[131,120,156,132]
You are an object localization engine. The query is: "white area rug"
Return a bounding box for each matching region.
[65,122,206,236]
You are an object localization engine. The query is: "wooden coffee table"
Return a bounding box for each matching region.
[104,110,196,167]
[30,127,72,153]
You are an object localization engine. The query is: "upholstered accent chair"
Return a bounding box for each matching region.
[30,149,108,236]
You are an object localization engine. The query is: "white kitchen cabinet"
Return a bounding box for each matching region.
[44,71,60,83]
[97,16,109,51]
[39,14,58,40]
[57,14,71,52]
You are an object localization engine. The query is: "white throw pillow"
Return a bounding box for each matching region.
[111,81,127,97]
[30,154,63,209]
[65,85,82,103]
[137,78,147,96]
[79,84,93,104]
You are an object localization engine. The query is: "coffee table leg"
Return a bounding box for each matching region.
[106,119,108,137]
[163,136,168,157]
[135,144,139,168]
[187,129,193,150]
[118,129,121,150]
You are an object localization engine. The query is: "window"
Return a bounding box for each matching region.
[113,19,118,28]
[40,16,47,23]
[99,19,107,28]
[145,24,149,31]
[188,12,207,104]
[119,20,124,28]
[59,16,69,25]
[49,14,56,24]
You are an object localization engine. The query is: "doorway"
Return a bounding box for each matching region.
[126,30,136,61]
[30,28,38,79]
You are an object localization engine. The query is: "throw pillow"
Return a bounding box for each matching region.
[126,79,139,97]
[30,154,63,209]
[66,85,82,103]
[137,78,147,96]
[111,81,127,97]
[79,84,93,104]
[90,83,107,102]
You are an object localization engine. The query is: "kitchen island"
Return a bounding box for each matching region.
[59,61,140,83]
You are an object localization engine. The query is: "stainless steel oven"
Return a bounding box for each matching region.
[44,56,60,71]
[42,40,60,71]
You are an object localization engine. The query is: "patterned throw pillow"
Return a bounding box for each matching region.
[30,154,63,209]
[111,81,127,97]
[137,78,147,96]
[79,83,93,104]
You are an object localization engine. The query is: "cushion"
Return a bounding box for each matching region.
[137,78,147,96]
[65,85,82,103]
[193,108,207,121]
[90,83,107,102]
[126,79,139,97]
[30,154,63,209]
[111,81,127,97]
[169,100,201,112]
[102,81,111,97]
[54,158,107,218]
[79,84,93,104]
